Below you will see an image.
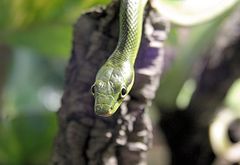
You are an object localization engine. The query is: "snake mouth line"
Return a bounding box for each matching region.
[97,112,112,117]
[95,109,113,117]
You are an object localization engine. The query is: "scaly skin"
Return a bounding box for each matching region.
[91,0,147,116]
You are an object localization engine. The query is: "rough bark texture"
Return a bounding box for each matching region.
[52,1,169,164]
[160,5,240,165]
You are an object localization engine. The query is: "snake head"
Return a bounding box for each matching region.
[91,62,134,117]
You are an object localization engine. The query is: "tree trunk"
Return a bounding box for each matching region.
[52,1,169,164]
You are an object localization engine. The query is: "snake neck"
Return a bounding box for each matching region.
[108,0,147,66]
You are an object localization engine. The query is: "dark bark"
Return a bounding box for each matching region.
[160,5,240,165]
[52,1,169,164]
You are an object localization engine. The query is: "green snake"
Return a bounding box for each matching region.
[91,0,147,116]
[91,0,239,117]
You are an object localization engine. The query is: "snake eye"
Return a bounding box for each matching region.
[121,88,127,98]
[91,85,95,96]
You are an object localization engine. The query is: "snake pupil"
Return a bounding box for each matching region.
[91,85,95,95]
[121,88,127,97]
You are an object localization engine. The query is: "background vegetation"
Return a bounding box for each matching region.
[0,0,239,165]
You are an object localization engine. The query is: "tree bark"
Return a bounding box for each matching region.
[52,1,169,164]
[160,5,240,165]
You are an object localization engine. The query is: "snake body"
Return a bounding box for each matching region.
[91,0,147,116]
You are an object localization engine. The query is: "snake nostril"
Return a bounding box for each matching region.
[96,106,101,112]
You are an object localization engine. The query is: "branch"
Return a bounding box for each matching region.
[52,1,169,164]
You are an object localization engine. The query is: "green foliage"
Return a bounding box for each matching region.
[3,49,65,115]
[176,79,196,109]
[0,0,110,30]
[156,4,240,110]
[0,1,112,164]
[3,25,72,58]
[156,18,224,109]
[0,49,63,165]
[1,0,240,164]
[225,79,240,114]
[0,112,57,165]
[0,0,110,57]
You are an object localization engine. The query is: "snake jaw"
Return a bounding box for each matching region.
[94,105,113,117]
[94,100,121,117]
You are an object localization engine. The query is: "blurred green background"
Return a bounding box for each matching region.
[0,1,110,164]
[0,0,240,165]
